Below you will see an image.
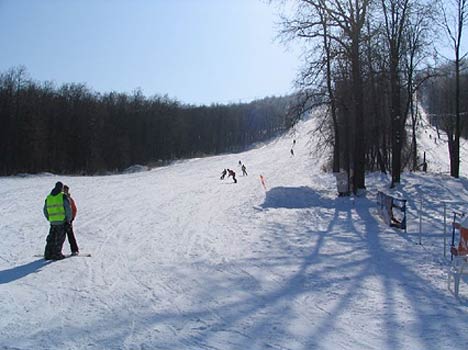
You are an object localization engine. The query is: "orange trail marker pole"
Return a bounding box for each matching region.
[259,175,267,191]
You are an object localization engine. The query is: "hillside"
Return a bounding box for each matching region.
[0,116,467,350]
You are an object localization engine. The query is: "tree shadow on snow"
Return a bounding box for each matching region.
[15,189,468,349]
[260,186,335,209]
[0,259,51,284]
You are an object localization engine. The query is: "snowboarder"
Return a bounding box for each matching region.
[220,169,227,180]
[227,169,237,183]
[241,164,248,176]
[43,182,72,260]
[63,185,79,256]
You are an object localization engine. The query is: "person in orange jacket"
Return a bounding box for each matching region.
[63,185,79,255]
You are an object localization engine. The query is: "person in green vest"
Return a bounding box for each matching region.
[43,181,72,260]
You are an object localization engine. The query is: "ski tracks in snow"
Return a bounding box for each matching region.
[1,116,467,349]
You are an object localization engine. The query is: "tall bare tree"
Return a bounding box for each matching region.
[379,0,412,186]
[278,0,371,192]
[398,1,437,171]
[440,0,467,178]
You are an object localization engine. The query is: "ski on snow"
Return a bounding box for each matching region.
[34,253,91,258]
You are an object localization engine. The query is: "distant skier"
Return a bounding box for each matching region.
[290,139,296,156]
[220,169,227,180]
[241,164,248,176]
[227,169,237,183]
[63,185,79,256]
[43,181,72,260]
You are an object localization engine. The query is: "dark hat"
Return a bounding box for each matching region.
[55,181,63,190]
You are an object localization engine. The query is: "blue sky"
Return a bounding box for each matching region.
[0,0,300,105]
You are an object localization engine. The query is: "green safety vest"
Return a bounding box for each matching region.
[46,193,66,223]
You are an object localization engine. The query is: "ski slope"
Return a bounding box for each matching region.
[0,116,467,350]
[417,107,468,175]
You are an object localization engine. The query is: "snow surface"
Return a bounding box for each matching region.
[1,114,467,350]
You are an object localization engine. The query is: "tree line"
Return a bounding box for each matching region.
[0,67,290,176]
[277,0,467,191]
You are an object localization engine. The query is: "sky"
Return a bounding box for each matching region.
[0,0,300,105]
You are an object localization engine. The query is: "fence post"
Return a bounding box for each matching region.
[401,199,407,232]
[419,194,423,245]
[444,202,447,258]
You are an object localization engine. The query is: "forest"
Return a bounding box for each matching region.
[279,0,467,190]
[1,1,466,183]
[0,67,291,176]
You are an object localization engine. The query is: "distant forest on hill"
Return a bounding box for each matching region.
[0,67,292,176]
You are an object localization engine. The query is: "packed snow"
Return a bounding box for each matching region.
[0,114,467,350]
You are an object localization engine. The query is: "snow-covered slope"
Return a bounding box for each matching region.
[0,116,467,350]
[417,106,468,176]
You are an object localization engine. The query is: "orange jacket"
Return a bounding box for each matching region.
[68,195,77,220]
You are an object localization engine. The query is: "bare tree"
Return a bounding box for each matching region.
[379,0,412,187]
[440,0,467,178]
[401,2,437,171]
[278,0,371,192]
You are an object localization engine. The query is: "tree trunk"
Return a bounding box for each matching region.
[351,35,366,191]
[390,43,402,187]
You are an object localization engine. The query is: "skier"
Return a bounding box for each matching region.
[220,169,227,180]
[241,164,248,176]
[63,185,79,256]
[43,182,72,260]
[290,139,296,156]
[227,169,237,183]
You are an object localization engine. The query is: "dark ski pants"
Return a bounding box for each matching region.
[65,222,79,254]
[44,224,66,260]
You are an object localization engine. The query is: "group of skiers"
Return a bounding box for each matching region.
[220,161,248,184]
[43,181,79,260]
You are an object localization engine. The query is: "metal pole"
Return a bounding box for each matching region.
[444,203,447,258]
[419,194,423,245]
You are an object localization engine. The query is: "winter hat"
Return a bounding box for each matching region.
[55,181,63,190]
